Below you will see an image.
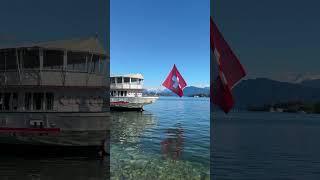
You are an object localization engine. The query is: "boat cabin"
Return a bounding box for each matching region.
[110,74,144,97]
[0,37,110,113]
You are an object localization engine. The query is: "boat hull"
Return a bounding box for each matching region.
[0,112,110,155]
[110,97,158,111]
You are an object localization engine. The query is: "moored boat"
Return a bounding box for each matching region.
[0,36,110,156]
[110,74,158,111]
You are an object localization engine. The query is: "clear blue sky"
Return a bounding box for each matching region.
[212,0,320,82]
[111,0,210,88]
[0,0,108,51]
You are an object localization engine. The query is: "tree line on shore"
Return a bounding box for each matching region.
[247,101,320,114]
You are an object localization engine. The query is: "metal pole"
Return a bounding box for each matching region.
[4,52,7,86]
[210,15,215,180]
[15,48,22,84]
[86,53,94,86]
[39,49,44,85]
[62,50,68,86]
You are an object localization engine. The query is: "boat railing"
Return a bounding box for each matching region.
[110,83,143,90]
[0,69,108,87]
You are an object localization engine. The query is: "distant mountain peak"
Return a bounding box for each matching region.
[273,72,320,83]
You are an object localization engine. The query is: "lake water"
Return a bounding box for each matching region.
[111,96,210,179]
[0,156,109,180]
[2,98,318,179]
[212,111,320,180]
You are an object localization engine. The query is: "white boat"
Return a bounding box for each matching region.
[0,36,110,156]
[110,74,158,111]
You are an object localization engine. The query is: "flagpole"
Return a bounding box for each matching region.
[210,17,215,180]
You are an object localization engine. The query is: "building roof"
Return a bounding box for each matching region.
[111,74,144,79]
[0,36,107,56]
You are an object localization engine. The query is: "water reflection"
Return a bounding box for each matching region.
[160,123,184,160]
[110,108,210,180]
[111,111,156,144]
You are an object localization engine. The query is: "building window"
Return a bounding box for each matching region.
[45,93,54,110]
[33,93,43,110]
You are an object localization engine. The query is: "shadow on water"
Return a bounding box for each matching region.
[0,155,109,180]
[0,131,110,180]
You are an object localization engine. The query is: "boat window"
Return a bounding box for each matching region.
[5,50,18,70]
[99,58,107,74]
[67,52,86,72]
[0,53,6,71]
[45,93,54,110]
[43,50,64,70]
[131,78,138,84]
[124,77,130,83]
[124,91,127,96]
[23,49,40,69]
[3,93,11,110]
[118,91,120,96]
[33,93,44,110]
[111,77,115,84]
[121,91,124,96]
[25,93,32,110]
[12,93,18,110]
[0,93,3,110]
[87,55,100,73]
[116,77,122,83]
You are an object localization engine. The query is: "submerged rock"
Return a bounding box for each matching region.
[111,145,209,180]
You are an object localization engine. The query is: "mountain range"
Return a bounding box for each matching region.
[144,78,320,108]
[144,86,210,97]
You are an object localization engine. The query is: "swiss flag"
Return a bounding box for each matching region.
[162,64,187,97]
[210,17,246,113]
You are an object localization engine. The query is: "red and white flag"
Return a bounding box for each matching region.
[210,17,246,113]
[162,64,187,97]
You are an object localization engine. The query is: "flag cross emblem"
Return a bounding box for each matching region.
[162,64,187,97]
[172,74,180,89]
